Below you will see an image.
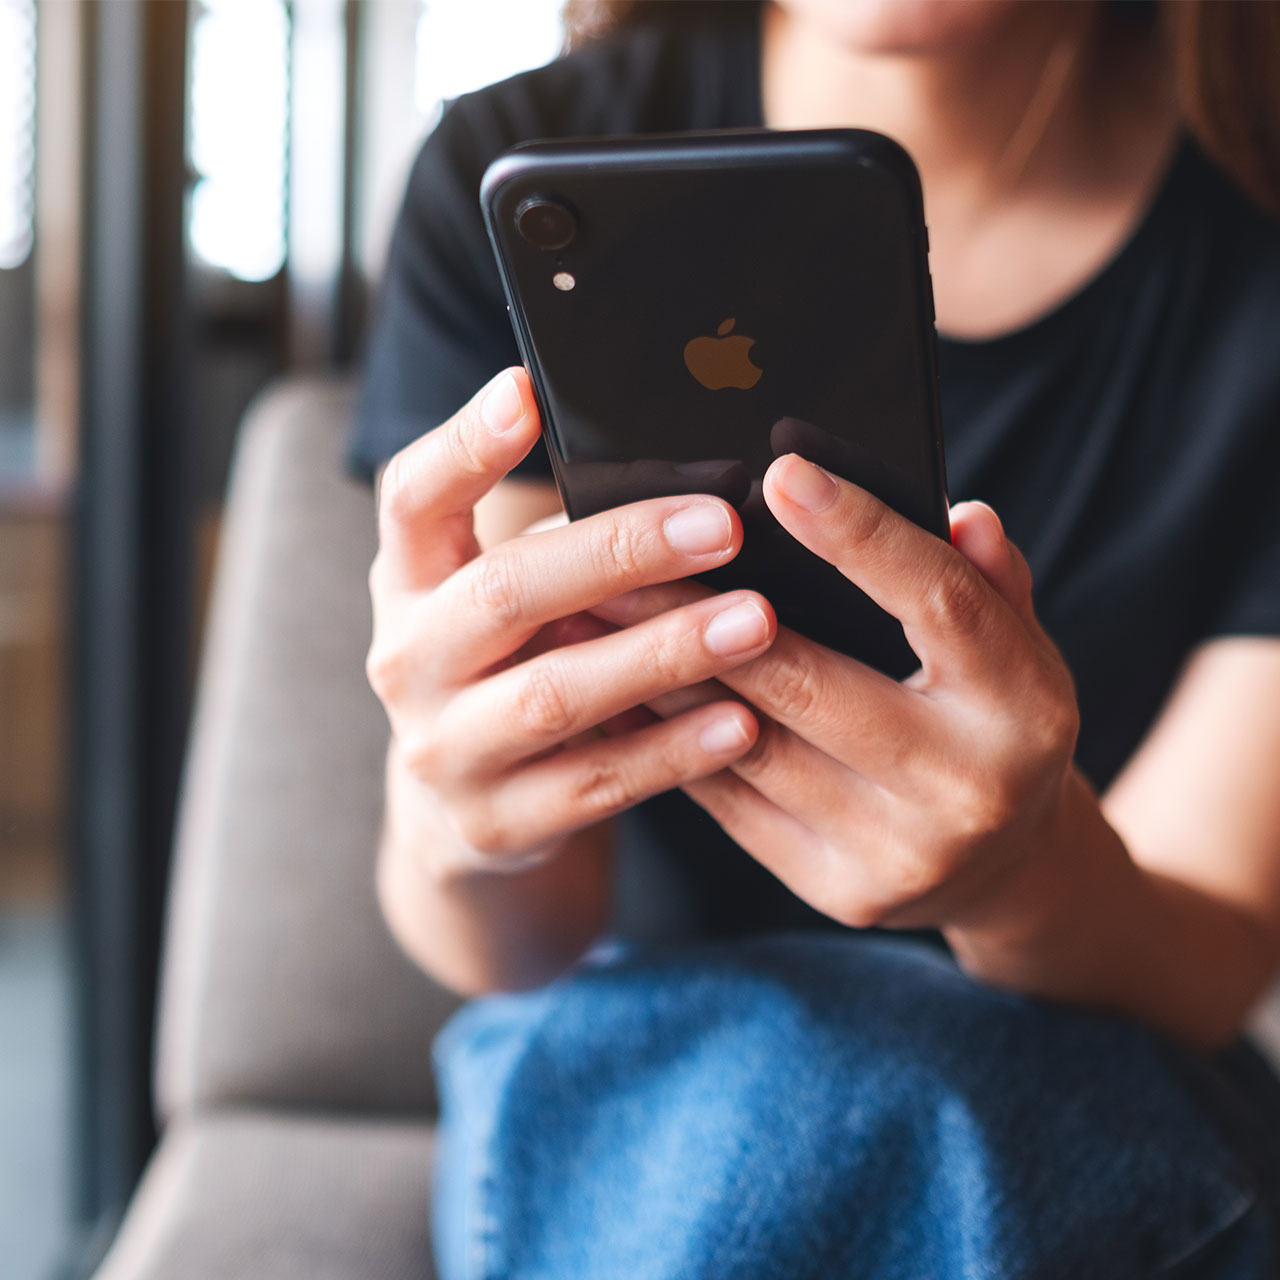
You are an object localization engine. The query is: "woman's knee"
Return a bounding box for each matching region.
[436,932,1268,1278]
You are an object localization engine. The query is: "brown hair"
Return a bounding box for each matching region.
[561,0,1280,216]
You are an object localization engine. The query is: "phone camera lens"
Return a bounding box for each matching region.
[515,197,576,251]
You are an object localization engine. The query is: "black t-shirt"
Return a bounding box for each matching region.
[353,4,1280,940]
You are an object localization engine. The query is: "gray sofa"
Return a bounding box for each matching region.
[94,381,458,1280]
[94,378,1280,1279]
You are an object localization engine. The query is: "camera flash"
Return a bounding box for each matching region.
[552,271,576,292]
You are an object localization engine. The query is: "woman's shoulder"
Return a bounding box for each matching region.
[1138,137,1280,430]
[1175,138,1280,306]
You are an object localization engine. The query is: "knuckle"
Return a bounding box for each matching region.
[441,408,489,480]
[1037,679,1080,759]
[376,452,415,526]
[951,774,1018,844]
[926,560,988,638]
[636,624,689,690]
[511,664,576,740]
[595,516,648,583]
[464,552,526,629]
[1010,543,1035,601]
[879,727,918,776]
[831,890,886,931]
[364,643,394,697]
[890,845,950,905]
[1025,707,1075,771]
[449,800,510,857]
[570,758,638,819]
[365,633,408,702]
[398,728,445,784]
[829,841,944,930]
[844,492,893,551]
[752,645,821,724]
[1002,667,1079,768]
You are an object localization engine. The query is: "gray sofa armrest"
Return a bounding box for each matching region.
[93,1113,437,1280]
[155,378,458,1122]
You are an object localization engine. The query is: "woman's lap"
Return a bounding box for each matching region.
[432,932,1280,1280]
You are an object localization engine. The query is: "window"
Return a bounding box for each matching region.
[188,0,290,282]
[0,0,36,271]
[414,0,563,129]
[358,0,563,277]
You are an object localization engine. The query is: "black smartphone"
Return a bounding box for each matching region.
[481,128,948,678]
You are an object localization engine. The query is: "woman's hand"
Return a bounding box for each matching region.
[592,454,1280,1046]
[366,367,781,884]
[594,453,1088,942]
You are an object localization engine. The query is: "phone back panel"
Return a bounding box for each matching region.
[482,130,947,677]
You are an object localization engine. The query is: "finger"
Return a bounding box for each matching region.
[595,579,933,780]
[376,367,541,587]
[554,615,656,738]
[716,626,933,779]
[594,678,732,737]
[430,495,742,680]
[634,681,729,721]
[476,608,610,678]
[547,618,706,744]
[457,700,760,853]
[681,769,823,882]
[588,579,716,627]
[725,716,886,842]
[521,511,569,537]
[764,454,1022,686]
[597,705,659,737]
[682,769,893,927]
[550,611,615,648]
[511,611,612,668]
[439,590,776,773]
[594,670,747,758]
[948,501,1035,626]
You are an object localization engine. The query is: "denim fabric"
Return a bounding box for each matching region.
[432,933,1280,1280]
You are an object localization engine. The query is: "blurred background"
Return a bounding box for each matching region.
[0,2,564,1275]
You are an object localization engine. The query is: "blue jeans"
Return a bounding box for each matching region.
[432,933,1280,1279]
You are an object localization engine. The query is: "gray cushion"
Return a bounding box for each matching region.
[155,380,459,1122]
[93,1112,436,1280]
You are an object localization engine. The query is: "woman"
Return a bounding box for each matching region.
[354,1,1280,1274]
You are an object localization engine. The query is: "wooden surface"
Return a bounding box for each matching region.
[0,496,66,904]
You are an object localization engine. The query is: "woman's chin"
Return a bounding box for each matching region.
[775,0,1026,57]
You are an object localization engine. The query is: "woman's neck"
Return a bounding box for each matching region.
[765,2,1174,204]
[760,0,1180,338]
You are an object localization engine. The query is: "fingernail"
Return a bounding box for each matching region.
[704,600,769,655]
[776,456,838,512]
[699,715,750,755]
[664,503,732,556]
[480,372,525,434]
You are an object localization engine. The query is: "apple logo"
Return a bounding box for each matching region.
[683,317,763,390]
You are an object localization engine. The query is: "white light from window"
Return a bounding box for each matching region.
[0,0,36,270]
[290,0,345,293]
[188,0,289,282]
[414,0,563,131]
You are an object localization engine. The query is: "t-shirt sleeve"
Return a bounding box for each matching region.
[1205,498,1280,640]
[347,95,552,482]
[1201,407,1280,641]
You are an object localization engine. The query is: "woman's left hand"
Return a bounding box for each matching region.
[595,452,1085,938]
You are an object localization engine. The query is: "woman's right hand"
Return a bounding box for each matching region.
[366,367,777,882]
